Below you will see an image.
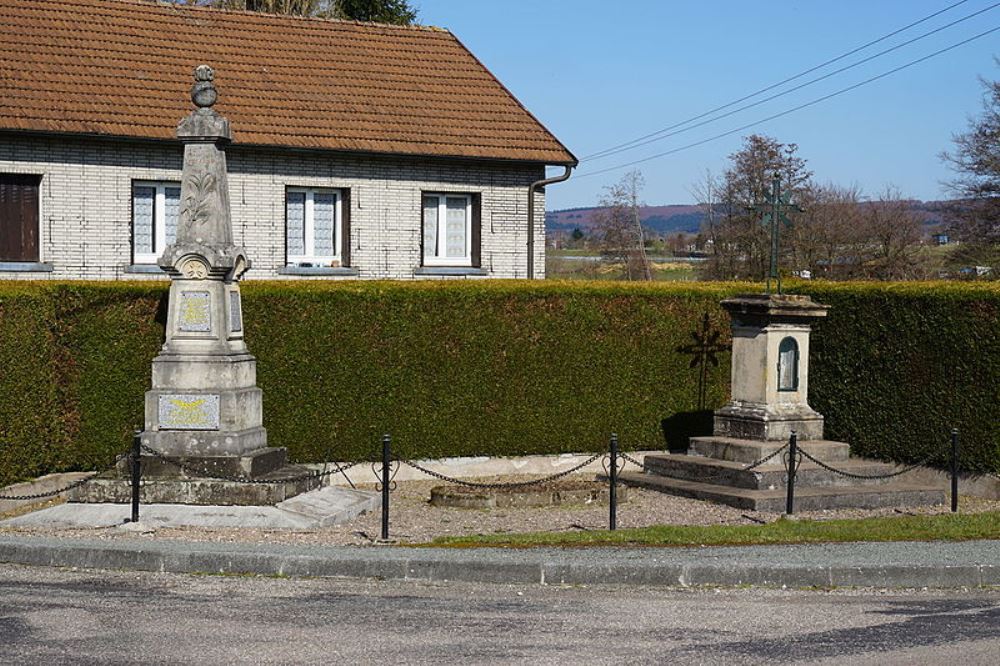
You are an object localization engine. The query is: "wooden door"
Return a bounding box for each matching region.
[0,174,41,262]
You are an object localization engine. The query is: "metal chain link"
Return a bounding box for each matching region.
[618,444,790,484]
[797,447,940,480]
[139,444,361,485]
[400,452,603,489]
[0,455,125,501]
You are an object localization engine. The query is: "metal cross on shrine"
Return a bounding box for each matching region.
[749,173,802,294]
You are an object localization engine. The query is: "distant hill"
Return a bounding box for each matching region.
[547,200,952,236]
[546,204,708,235]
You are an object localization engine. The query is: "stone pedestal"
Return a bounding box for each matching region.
[713,293,828,441]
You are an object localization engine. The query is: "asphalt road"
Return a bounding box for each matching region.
[1,564,998,665]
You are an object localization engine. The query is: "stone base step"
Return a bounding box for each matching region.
[617,471,945,512]
[67,464,322,506]
[641,454,903,490]
[689,436,850,463]
[116,447,289,480]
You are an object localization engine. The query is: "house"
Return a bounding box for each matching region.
[0,0,576,280]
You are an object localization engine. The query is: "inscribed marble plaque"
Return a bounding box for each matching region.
[158,394,220,430]
[178,291,211,332]
[229,291,242,333]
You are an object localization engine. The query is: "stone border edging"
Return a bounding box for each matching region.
[1,537,997,589]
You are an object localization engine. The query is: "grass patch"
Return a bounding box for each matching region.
[426,511,1000,548]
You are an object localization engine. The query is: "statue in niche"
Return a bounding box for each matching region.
[778,337,799,392]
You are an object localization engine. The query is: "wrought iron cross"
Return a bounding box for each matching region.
[748,174,802,294]
[677,313,731,411]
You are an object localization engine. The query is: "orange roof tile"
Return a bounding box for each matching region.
[0,0,576,164]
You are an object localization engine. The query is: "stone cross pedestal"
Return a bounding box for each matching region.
[141,65,264,458]
[613,291,945,511]
[713,293,829,442]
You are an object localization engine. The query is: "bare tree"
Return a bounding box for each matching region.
[700,134,812,281]
[940,66,1000,269]
[859,187,929,280]
[593,170,652,281]
[790,183,865,279]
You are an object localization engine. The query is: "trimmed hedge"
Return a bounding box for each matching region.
[0,280,997,485]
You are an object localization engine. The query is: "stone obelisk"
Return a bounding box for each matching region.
[141,65,265,457]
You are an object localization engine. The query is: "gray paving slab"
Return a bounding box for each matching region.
[0,486,380,530]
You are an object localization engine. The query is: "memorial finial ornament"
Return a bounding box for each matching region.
[191,65,218,109]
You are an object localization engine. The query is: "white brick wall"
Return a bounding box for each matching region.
[0,135,548,281]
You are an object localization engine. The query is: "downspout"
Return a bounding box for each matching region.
[527,165,573,279]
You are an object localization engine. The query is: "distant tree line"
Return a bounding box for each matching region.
[690,134,931,281]
[590,67,998,283]
[179,0,418,25]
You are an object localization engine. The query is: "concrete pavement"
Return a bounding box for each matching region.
[3,564,999,665]
[0,534,998,589]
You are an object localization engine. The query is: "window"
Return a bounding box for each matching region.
[777,337,799,392]
[0,174,41,262]
[422,193,481,267]
[132,181,180,264]
[286,188,345,267]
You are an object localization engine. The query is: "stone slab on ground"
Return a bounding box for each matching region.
[0,486,379,530]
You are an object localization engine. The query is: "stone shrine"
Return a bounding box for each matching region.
[619,293,944,511]
[712,294,828,442]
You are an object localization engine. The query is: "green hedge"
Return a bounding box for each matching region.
[0,280,996,485]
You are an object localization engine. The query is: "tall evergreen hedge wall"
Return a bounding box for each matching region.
[0,281,996,486]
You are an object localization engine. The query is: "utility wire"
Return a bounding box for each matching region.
[583,1,999,163]
[581,0,975,161]
[574,24,1000,180]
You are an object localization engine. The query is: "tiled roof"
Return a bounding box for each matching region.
[0,0,576,164]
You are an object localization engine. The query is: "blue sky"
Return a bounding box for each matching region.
[415,0,999,210]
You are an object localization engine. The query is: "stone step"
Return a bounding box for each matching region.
[67,464,323,506]
[689,437,851,463]
[119,447,288,480]
[617,471,945,512]
[641,454,904,490]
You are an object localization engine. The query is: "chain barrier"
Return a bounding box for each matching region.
[139,443,362,485]
[0,455,125,501]
[399,452,603,490]
[796,447,940,480]
[618,443,790,484]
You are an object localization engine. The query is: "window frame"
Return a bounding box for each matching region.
[421,192,474,267]
[284,186,343,268]
[131,180,181,265]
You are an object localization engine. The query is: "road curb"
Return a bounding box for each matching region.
[1,537,998,589]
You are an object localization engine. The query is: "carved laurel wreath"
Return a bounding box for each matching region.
[183,171,217,231]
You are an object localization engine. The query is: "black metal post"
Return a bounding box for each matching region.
[381,433,391,540]
[785,431,797,516]
[951,428,959,513]
[609,433,618,531]
[130,430,141,523]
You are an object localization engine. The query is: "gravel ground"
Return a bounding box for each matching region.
[2,473,999,546]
